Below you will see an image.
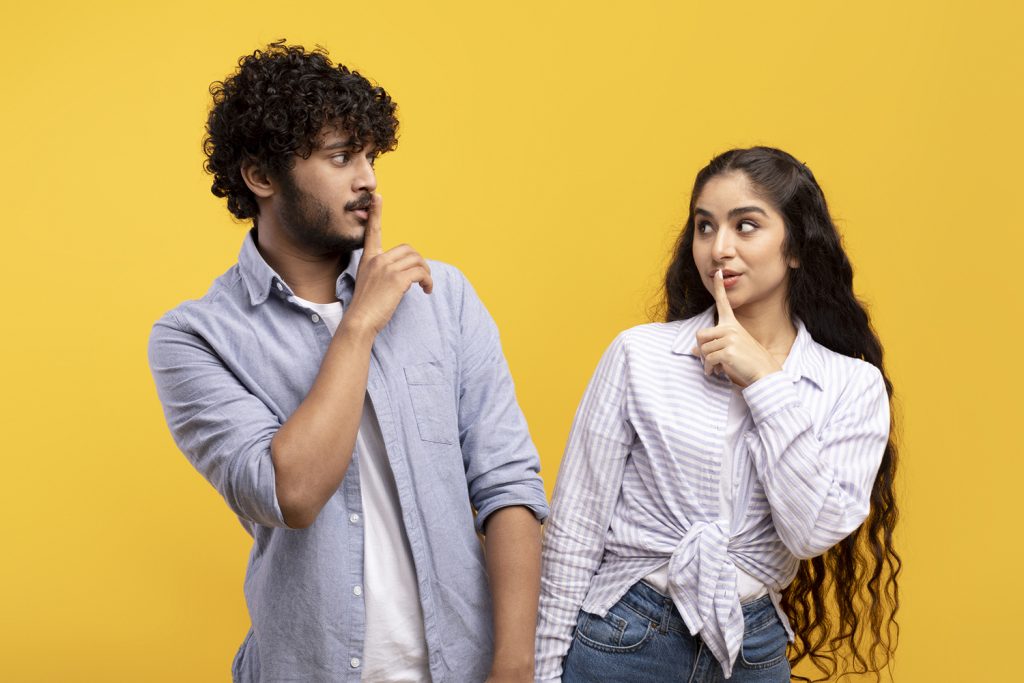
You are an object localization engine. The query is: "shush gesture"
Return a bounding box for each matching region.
[346,194,434,336]
[692,269,784,388]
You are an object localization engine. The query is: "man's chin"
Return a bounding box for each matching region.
[328,234,365,254]
[297,231,364,257]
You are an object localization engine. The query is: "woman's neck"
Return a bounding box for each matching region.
[733,301,798,361]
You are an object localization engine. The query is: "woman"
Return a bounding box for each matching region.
[535,147,899,682]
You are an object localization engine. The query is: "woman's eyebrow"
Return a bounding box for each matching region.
[694,206,769,219]
[728,206,769,218]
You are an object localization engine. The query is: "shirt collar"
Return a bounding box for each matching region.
[670,306,826,389]
[237,229,363,306]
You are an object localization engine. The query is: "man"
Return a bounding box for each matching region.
[148,42,548,682]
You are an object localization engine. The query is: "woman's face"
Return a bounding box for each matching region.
[691,171,797,317]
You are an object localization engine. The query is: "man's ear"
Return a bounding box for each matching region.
[240,158,274,199]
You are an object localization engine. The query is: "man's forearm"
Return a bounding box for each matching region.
[271,318,375,528]
[484,505,542,681]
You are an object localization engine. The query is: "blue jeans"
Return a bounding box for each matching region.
[562,581,790,682]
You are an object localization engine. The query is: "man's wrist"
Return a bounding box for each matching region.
[337,314,377,346]
[487,658,534,682]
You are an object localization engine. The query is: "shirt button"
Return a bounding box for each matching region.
[311,313,320,323]
[276,282,283,291]
[349,513,360,523]
[353,585,363,597]
[350,657,360,668]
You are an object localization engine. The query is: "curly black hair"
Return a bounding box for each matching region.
[203,40,399,221]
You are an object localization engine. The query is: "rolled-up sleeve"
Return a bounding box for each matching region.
[450,270,549,532]
[148,311,288,529]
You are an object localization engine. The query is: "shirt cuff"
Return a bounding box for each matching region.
[474,489,550,534]
[741,371,800,425]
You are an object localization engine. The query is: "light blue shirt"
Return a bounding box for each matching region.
[536,310,889,680]
[148,231,549,682]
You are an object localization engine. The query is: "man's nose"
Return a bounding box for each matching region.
[354,158,377,193]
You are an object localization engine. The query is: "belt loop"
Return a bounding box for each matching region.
[658,594,671,634]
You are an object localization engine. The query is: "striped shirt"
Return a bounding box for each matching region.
[535,308,889,680]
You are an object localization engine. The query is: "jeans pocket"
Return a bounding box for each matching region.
[739,614,788,670]
[404,361,458,444]
[575,605,654,653]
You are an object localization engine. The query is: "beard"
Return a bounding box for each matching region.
[277,172,365,256]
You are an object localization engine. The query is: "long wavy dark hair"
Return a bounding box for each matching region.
[664,147,900,681]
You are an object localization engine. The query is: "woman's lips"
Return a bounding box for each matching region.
[710,270,742,289]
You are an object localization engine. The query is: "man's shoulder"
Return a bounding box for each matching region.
[417,259,475,313]
[151,264,246,335]
[424,258,467,288]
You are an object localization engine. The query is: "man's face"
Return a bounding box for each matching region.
[274,128,378,256]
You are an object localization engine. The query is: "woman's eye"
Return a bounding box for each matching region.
[697,221,714,234]
[737,220,758,233]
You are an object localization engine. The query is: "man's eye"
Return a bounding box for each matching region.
[368,155,378,167]
[332,154,349,164]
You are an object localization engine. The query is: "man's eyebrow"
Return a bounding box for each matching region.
[320,139,356,151]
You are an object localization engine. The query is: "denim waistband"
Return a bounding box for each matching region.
[626,580,776,634]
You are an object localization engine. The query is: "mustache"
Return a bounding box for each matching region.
[344,193,373,212]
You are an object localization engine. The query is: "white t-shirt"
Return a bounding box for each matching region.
[292,295,432,682]
[644,384,768,603]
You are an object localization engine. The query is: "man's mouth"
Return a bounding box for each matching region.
[345,194,373,213]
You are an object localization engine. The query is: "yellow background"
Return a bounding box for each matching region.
[2,1,1020,680]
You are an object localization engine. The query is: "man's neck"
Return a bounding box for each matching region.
[254,226,350,304]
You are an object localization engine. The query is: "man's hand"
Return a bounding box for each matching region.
[271,193,432,528]
[693,269,782,388]
[344,194,433,336]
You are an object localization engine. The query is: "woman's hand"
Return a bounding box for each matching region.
[692,269,783,388]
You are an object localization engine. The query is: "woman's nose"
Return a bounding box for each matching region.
[711,229,735,260]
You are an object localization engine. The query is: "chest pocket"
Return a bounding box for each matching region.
[404,361,459,445]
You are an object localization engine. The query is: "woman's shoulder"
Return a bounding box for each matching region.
[612,319,695,353]
[598,318,711,372]
[800,329,885,393]
[616,311,712,346]
[617,320,680,341]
